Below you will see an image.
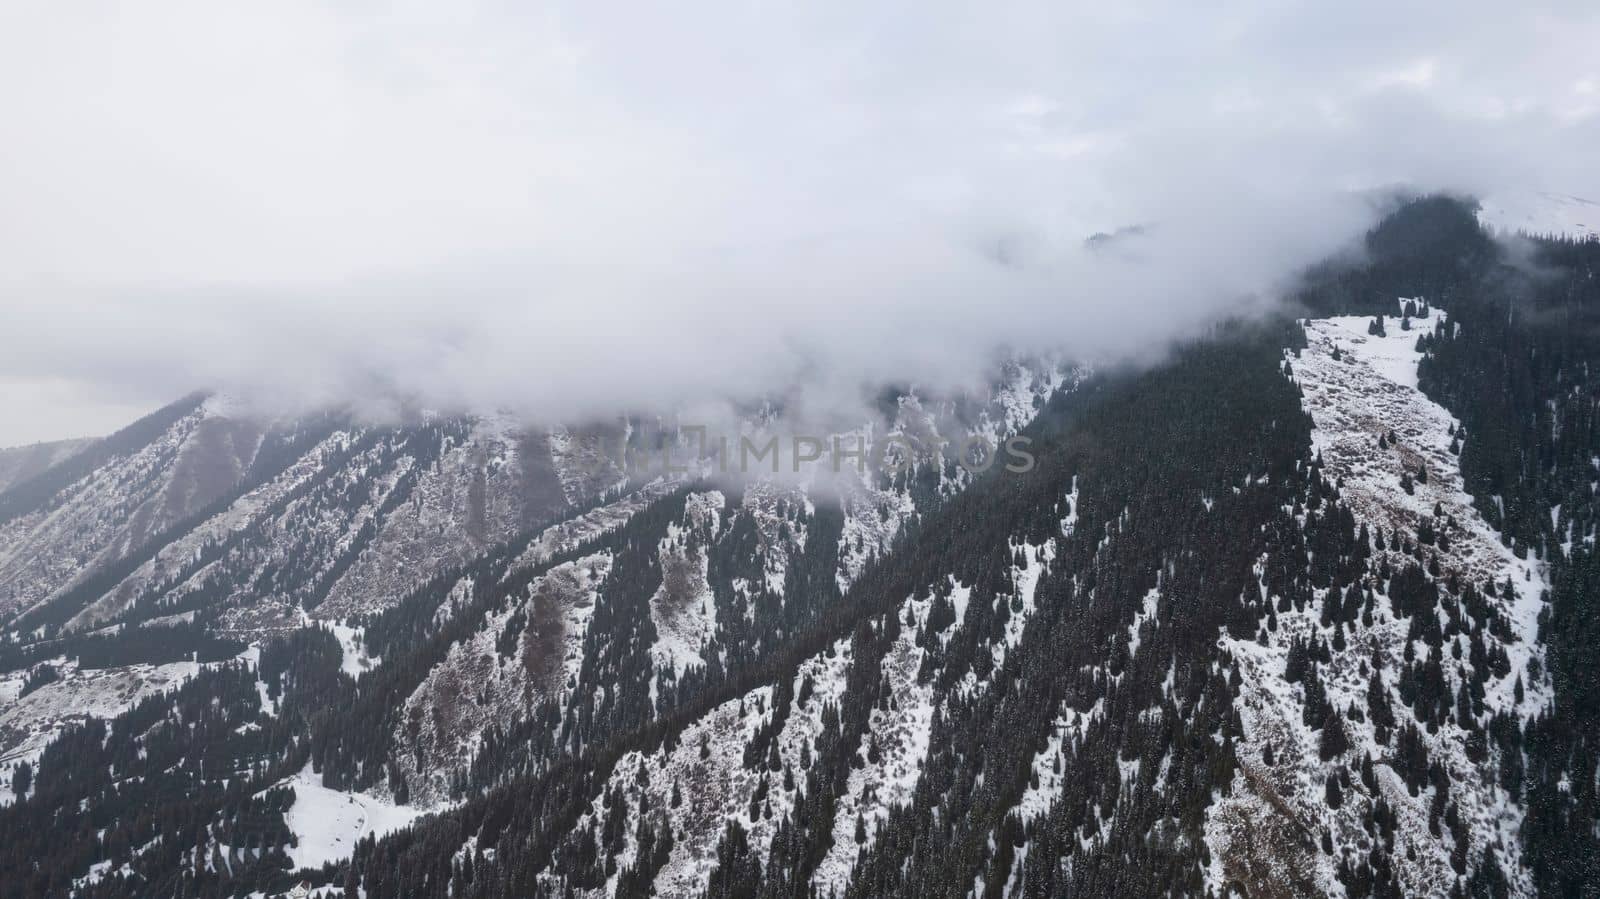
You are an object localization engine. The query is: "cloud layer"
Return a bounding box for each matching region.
[2,0,1597,443]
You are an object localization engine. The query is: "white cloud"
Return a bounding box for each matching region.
[0,0,1596,443]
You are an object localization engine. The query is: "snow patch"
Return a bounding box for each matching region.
[273,763,427,870]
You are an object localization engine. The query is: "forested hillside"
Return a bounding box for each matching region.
[1,195,1597,897]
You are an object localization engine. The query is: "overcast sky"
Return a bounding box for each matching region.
[2,1,1597,446]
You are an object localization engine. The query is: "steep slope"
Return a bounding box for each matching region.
[1207,302,1547,897]
[315,416,571,619]
[0,395,248,624]
[394,553,612,806]
[0,438,94,496]
[1,413,596,636]
[403,326,1305,898]
[359,364,1075,816]
[4,196,1597,899]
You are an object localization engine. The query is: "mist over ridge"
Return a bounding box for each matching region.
[2,0,1597,443]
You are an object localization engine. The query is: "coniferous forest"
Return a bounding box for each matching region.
[2,195,1600,897]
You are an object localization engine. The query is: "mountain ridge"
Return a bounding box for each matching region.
[3,196,1600,898]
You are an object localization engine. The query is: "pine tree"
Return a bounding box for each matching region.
[1320,710,1349,760]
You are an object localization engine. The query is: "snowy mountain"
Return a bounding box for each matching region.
[2,196,1599,898]
[0,439,95,497]
[1477,191,1600,242]
[1208,302,1546,897]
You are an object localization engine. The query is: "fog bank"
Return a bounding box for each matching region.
[2,1,1597,443]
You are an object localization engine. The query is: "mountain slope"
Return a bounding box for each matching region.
[0,439,94,496]
[1,197,1599,898]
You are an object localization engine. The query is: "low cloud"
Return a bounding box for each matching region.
[2,1,1597,443]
